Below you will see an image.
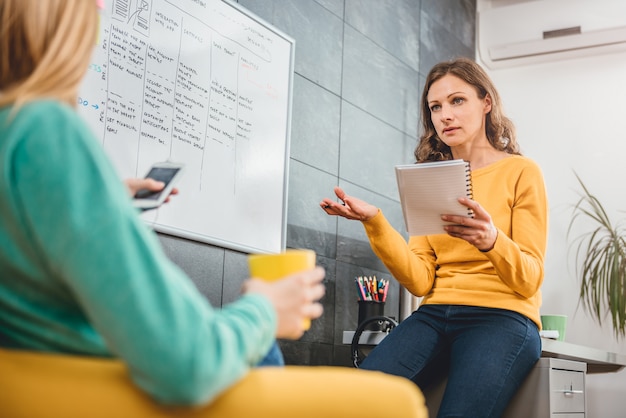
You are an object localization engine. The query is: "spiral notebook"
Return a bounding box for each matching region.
[395,159,473,236]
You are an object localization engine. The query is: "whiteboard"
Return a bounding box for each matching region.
[78,0,294,254]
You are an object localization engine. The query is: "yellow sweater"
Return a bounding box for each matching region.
[363,156,548,328]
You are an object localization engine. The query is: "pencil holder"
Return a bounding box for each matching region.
[357,300,386,331]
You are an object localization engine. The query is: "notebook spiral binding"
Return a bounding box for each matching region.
[464,161,474,218]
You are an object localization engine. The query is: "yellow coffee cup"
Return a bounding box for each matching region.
[248,249,316,330]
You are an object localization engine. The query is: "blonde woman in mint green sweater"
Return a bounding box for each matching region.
[321,57,547,418]
[0,0,325,406]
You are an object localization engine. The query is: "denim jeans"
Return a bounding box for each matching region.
[256,341,285,367]
[360,305,540,418]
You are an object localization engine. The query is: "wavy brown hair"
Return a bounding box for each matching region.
[415,57,519,162]
[0,0,98,109]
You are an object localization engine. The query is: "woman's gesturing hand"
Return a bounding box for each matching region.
[320,186,379,222]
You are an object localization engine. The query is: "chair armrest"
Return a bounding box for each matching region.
[0,348,427,418]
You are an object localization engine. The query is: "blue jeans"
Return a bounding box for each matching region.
[256,341,284,367]
[360,305,540,418]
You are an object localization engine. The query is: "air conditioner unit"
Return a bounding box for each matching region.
[478,0,626,69]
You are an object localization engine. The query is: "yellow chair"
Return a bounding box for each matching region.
[0,348,428,418]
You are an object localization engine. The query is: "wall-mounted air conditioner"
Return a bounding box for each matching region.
[478,0,626,69]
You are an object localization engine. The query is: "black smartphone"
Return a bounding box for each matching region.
[133,161,185,209]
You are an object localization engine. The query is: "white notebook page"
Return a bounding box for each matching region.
[395,159,473,236]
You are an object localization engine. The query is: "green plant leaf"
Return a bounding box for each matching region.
[568,173,626,338]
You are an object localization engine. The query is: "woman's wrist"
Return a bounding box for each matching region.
[479,227,498,252]
[362,207,381,222]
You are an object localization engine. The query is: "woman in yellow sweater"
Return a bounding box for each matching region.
[321,57,548,418]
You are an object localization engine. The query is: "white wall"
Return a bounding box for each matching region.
[476,2,626,416]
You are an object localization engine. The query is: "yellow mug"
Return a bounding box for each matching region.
[248,249,316,330]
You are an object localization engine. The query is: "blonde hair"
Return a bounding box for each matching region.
[0,0,98,109]
[415,57,519,162]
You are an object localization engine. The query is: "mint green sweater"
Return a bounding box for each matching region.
[0,101,276,405]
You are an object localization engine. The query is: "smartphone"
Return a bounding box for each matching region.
[133,161,185,210]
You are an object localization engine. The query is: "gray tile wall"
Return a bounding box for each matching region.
[158,0,476,367]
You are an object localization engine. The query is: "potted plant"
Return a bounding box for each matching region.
[568,174,626,338]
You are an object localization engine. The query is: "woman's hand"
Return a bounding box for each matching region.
[242,266,326,340]
[320,186,379,222]
[123,178,179,204]
[442,197,498,252]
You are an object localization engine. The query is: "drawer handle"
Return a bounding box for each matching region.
[556,389,584,396]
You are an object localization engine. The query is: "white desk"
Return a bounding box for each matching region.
[539,338,626,373]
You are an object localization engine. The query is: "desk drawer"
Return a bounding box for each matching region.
[550,369,585,413]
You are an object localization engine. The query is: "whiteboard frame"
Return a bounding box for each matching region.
[83,0,296,255]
